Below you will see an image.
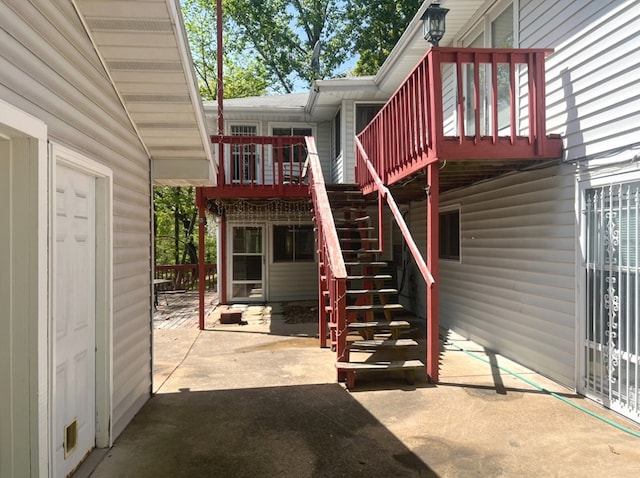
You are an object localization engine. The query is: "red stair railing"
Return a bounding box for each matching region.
[306,137,349,372]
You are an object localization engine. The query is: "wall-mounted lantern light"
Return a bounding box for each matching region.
[421,2,449,47]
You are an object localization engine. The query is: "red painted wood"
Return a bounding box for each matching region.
[426,162,439,383]
[355,47,562,192]
[197,187,206,330]
[208,135,310,197]
[219,215,227,305]
[306,137,348,369]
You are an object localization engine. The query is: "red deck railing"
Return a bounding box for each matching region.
[356,47,562,194]
[209,135,310,198]
[154,264,216,291]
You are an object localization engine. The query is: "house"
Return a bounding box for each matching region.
[204,0,639,425]
[1,1,214,476]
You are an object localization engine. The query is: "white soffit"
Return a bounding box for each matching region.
[73,0,215,186]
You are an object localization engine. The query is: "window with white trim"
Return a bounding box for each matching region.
[439,208,460,261]
[273,225,315,262]
[230,124,258,182]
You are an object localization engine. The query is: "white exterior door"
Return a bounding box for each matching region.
[581,179,639,424]
[230,225,265,300]
[55,164,97,476]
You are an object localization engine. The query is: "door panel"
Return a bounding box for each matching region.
[582,181,639,423]
[230,226,264,300]
[55,165,96,476]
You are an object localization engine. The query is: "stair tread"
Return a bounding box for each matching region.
[348,320,410,329]
[333,216,370,223]
[340,237,378,242]
[349,338,418,349]
[336,226,375,231]
[346,288,398,295]
[347,304,403,311]
[344,261,388,266]
[336,359,424,370]
[342,249,383,254]
[347,274,392,280]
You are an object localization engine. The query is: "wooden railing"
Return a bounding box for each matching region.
[306,136,348,366]
[210,135,310,198]
[356,47,561,193]
[154,264,216,291]
[355,137,435,289]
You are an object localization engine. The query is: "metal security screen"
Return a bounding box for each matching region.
[583,181,639,423]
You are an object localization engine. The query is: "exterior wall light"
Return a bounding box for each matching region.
[421,2,449,46]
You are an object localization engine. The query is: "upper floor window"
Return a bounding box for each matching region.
[355,104,383,134]
[272,126,312,163]
[230,124,258,182]
[461,2,515,136]
[334,109,341,160]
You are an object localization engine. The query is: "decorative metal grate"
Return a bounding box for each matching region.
[583,181,639,422]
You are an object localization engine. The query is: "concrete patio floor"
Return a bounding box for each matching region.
[83,302,640,477]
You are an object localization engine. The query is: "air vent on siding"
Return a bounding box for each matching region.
[107,60,183,71]
[85,18,173,32]
[137,122,198,129]
[122,94,191,103]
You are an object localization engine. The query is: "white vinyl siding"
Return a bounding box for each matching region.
[1,1,153,440]
[268,263,318,301]
[522,0,640,162]
[404,165,577,386]
[440,164,577,386]
[268,222,318,301]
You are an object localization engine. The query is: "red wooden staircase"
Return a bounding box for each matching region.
[323,184,424,389]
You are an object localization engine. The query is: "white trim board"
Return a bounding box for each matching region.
[0,99,49,478]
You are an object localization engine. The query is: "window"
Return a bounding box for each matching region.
[334,109,341,160]
[230,124,258,182]
[272,126,312,162]
[440,209,460,261]
[273,225,315,262]
[461,2,515,136]
[355,104,383,134]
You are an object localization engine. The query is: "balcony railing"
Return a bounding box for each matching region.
[356,47,563,194]
[154,263,216,291]
[210,135,310,198]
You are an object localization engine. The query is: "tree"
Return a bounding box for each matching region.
[154,187,216,265]
[225,0,353,92]
[182,0,269,100]
[346,0,423,76]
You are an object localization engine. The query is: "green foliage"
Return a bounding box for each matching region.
[225,0,353,92]
[346,0,423,76]
[182,0,269,100]
[154,186,216,265]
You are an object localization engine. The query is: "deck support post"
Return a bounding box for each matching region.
[197,187,206,330]
[426,162,440,383]
[219,214,228,305]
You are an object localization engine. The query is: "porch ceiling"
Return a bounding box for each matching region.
[74,0,215,186]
